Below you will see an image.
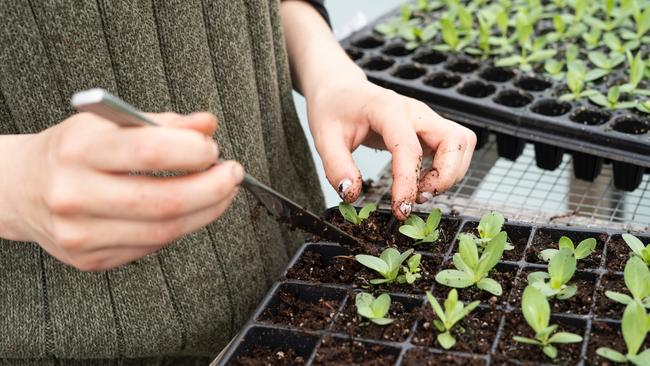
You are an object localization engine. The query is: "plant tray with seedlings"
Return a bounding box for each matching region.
[218,205,650,365]
[339,0,650,191]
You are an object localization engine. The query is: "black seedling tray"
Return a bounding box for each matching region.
[339,6,650,192]
[218,209,650,365]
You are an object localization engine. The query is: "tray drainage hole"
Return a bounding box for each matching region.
[493,89,533,107]
[457,80,496,98]
[360,56,394,71]
[412,49,447,64]
[351,35,384,49]
[445,58,479,73]
[612,116,650,135]
[382,43,412,56]
[569,108,611,125]
[514,75,552,91]
[392,64,426,79]
[424,71,461,88]
[479,66,515,82]
[531,99,571,116]
[345,48,364,61]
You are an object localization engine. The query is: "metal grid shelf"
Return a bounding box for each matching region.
[360,137,650,232]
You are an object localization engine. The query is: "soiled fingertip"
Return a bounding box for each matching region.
[416,191,434,204]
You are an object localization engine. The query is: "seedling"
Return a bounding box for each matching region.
[546,14,585,42]
[583,0,626,32]
[338,202,377,225]
[539,236,596,262]
[581,27,602,50]
[621,0,650,42]
[544,59,565,79]
[399,208,441,245]
[425,289,480,349]
[528,248,577,299]
[375,6,420,41]
[588,86,638,110]
[435,231,507,295]
[586,51,625,81]
[495,10,556,72]
[433,13,475,53]
[469,212,514,251]
[603,33,640,56]
[513,286,583,359]
[637,100,650,114]
[356,248,416,285]
[621,51,650,96]
[596,301,650,364]
[559,61,598,101]
[355,292,394,325]
[399,253,422,284]
[605,256,650,308]
[622,234,650,266]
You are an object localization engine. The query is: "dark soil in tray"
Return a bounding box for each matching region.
[604,234,646,272]
[525,228,607,270]
[312,337,397,366]
[328,211,391,251]
[509,269,596,315]
[495,313,584,365]
[593,274,626,319]
[389,217,460,255]
[259,290,339,331]
[402,348,487,366]
[458,222,531,262]
[412,306,501,354]
[234,346,306,366]
[430,263,516,306]
[354,254,442,294]
[285,250,360,284]
[332,294,418,342]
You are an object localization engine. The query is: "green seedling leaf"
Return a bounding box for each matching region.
[516,285,582,359]
[356,292,394,325]
[597,347,628,362]
[339,202,376,225]
[398,253,422,284]
[532,249,577,299]
[477,277,502,295]
[638,101,650,114]
[399,209,441,244]
[356,248,416,285]
[426,290,479,349]
[623,234,650,264]
[623,301,647,356]
[548,248,576,289]
[478,212,504,241]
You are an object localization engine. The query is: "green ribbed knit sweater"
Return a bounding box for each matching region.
[0,1,325,365]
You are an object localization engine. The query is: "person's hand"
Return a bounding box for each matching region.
[307,80,476,221]
[5,112,242,271]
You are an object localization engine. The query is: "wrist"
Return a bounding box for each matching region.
[0,133,39,241]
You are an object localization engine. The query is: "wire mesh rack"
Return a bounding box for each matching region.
[359,137,650,232]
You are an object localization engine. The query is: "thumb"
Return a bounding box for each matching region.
[317,137,363,203]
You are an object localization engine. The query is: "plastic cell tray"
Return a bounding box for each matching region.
[217,209,650,365]
[338,8,650,192]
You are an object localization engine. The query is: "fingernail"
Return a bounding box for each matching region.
[399,202,412,217]
[337,179,352,199]
[231,162,245,182]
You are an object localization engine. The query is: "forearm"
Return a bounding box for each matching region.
[280,1,366,100]
[0,134,36,241]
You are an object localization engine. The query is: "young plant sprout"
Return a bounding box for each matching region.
[513,286,583,359]
[433,12,475,53]
[539,236,596,262]
[356,248,418,285]
[603,33,640,57]
[559,61,598,101]
[581,27,602,50]
[583,0,626,32]
[495,10,556,72]
[399,253,422,284]
[355,292,394,325]
[623,234,650,266]
[338,202,377,225]
[435,231,507,295]
[586,51,625,81]
[638,100,650,115]
[622,0,650,42]
[544,59,565,79]
[596,301,650,364]
[588,86,638,110]
[425,289,480,349]
[470,212,513,251]
[621,51,650,96]
[605,256,650,308]
[398,208,441,245]
[528,248,577,299]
